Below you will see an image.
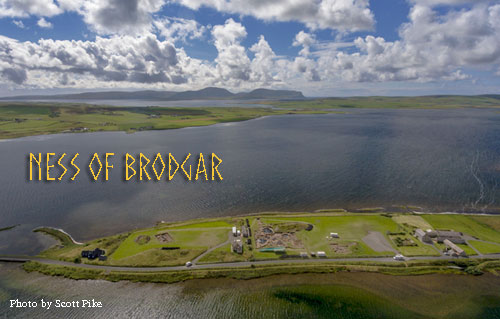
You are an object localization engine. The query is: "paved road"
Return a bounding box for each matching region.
[2,253,500,273]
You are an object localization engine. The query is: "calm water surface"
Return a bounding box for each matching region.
[0,108,499,255]
[1,263,500,319]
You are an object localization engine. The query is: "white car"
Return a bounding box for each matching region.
[393,254,406,261]
[185,261,193,267]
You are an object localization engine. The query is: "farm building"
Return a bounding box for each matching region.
[317,251,327,257]
[330,232,339,238]
[232,227,237,237]
[242,226,249,238]
[443,239,467,257]
[81,248,105,260]
[429,230,465,244]
[415,229,432,244]
[415,229,465,244]
[232,239,243,254]
[300,252,308,258]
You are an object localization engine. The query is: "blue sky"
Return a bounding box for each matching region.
[0,0,499,96]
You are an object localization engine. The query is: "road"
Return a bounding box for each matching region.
[2,253,500,273]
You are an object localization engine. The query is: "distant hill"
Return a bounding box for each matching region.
[0,87,305,101]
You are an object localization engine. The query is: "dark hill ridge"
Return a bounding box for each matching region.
[0,87,305,101]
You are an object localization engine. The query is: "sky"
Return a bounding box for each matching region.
[0,0,499,97]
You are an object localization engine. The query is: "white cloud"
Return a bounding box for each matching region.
[0,0,61,18]
[153,17,206,42]
[59,0,166,35]
[12,20,25,28]
[37,17,52,28]
[311,3,500,82]
[293,31,316,56]
[211,19,251,85]
[172,0,374,32]
[0,2,499,94]
[410,0,492,6]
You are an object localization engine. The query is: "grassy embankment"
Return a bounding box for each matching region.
[22,258,500,284]
[267,95,500,109]
[0,224,19,232]
[0,102,335,139]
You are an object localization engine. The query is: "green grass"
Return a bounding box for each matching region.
[37,232,128,263]
[198,243,254,264]
[24,259,471,285]
[468,241,500,254]
[422,215,500,244]
[266,95,500,109]
[392,215,433,230]
[112,227,229,259]
[470,216,500,232]
[0,102,337,139]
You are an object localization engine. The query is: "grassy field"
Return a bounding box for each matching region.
[34,213,500,267]
[422,215,500,244]
[198,243,253,264]
[470,216,500,232]
[0,102,335,139]
[392,215,432,230]
[468,241,500,254]
[266,95,500,109]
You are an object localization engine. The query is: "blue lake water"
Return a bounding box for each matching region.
[0,108,499,255]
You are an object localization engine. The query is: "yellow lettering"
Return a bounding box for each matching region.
[125,153,136,181]
[29,153,42,181]
[152,153,165,180]
[70,153,80,181]
[57,153,67,181]
[139,153,151,181]
[105,153,114,181]
[212,153,223,180]
[46,153,55,181]
[89,153,102,181]
[195,153,207,181]
[181,153,192,180]
[168,153,179,180]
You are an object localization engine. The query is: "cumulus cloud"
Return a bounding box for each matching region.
[0,2,499,93]
[172,0,374,32]
[37,17,52,28]
[153,17,206,42]
[312,3,500,82]
[0,0,61,18]
[293,31,316,56]
[56,0,166,35]
[211,19,251,84]
[0,33,183,86]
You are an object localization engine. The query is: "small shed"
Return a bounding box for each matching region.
[232,227,237,237]
[317,251,327,257]
[330,232,339,238]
